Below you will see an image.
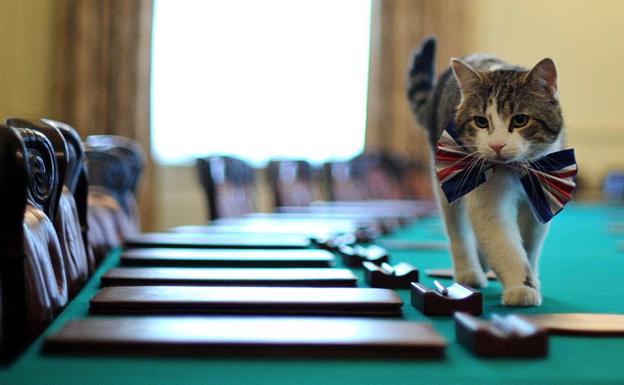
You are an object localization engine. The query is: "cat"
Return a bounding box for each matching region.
[407,37,565,306]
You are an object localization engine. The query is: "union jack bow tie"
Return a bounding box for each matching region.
[436,123,578,223]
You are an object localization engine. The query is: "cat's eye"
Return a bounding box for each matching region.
[473,116,489,129]
[511,114,529,128]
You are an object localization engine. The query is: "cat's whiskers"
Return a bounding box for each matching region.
[446,148,481,170]
[453,153,485,198]
[517,158,541,193]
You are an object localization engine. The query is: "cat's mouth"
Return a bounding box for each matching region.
[485,153,518,164]
[485,153,514,163]
[496,153,515,162]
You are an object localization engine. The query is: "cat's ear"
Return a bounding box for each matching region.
[451,58,482,92]
[525,58,558,98]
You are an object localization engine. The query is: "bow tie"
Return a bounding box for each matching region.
[435,123,578,223]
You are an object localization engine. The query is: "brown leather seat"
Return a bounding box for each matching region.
[197,155,257,220]
[7,118,92,298]
[402,160,435,200]
[0,124,68,359]
[324,153,408,201]
[266,159,315,208]
[87,187,135,261]
[55,188,90,296]
[86,135,144,231]
[84,137,143,261]
[23,205,68,337]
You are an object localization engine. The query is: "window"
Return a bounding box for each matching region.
[151,0,372,166]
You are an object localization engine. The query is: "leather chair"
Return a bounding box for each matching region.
[0,124,67,360]
[266,159,315,208]
[84,144,138,262]
[322,160,366,201]
[7,119,91,298]
[85,135,144,231]
[402,160,435,200]
[324,153,407,201]
[197,155,256,220]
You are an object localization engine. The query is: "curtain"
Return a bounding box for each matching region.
[366,0,468,167]
[55,0,155,230]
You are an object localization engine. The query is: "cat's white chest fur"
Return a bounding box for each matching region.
[441,165,548,306]
[464,168,525,252]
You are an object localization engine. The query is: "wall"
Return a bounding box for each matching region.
[462,0,624,192]
[0,0,56,118]
[153,166,206,230]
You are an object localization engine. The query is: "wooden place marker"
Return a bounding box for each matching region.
[362,262,419,288]
[410,282,482,315]
[454,312,548,357]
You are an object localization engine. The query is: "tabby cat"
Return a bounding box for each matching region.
[407,37,565,306]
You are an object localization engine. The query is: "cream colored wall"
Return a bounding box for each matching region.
[462,0,624,192]
[154,166,207,230]
[0,0,56,118]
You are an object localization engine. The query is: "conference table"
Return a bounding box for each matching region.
[2,204,624,385]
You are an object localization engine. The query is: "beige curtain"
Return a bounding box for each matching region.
[366,0,468,166]
[54,0,155,230]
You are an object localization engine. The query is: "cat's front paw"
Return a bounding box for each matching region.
[455,268,488,288]
[502,285,542,306]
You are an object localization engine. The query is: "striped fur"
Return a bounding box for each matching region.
[407,37,436,123]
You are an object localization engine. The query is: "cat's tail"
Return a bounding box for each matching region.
[407,37,436,127]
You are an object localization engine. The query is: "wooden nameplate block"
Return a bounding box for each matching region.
[454,312,548,357]
[411,281,482,315]
[44,316,446,359]
[124,232,311,249]
[101,267,357,287]
[337,244,389,267]
[425,268,497,281]
[519,313,624,335]
[90,286,403,316]
[315,233,357,250]
[120,248,335,268]
[363,262,419,288]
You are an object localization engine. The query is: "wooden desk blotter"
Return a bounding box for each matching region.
[337,244,389,267]
[363,262,419,288]
[124,233,311,249]
[44,316,446,359]
[425,268,497,281]
[454,312,548,357]
[90,286,403,316]
[101,267,357,287]
[411,281,482,315]
[519,313,624,335]
[120,248,335,268]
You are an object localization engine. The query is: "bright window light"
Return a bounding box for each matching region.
[151,0,372,166]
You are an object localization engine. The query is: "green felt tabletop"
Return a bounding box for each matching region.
[2,204,624,385]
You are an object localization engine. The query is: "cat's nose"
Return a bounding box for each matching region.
[489,142,506,154]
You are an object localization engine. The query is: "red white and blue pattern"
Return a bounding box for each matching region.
[435,124,578,223]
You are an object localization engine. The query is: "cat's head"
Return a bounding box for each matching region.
[451,58,563,163]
